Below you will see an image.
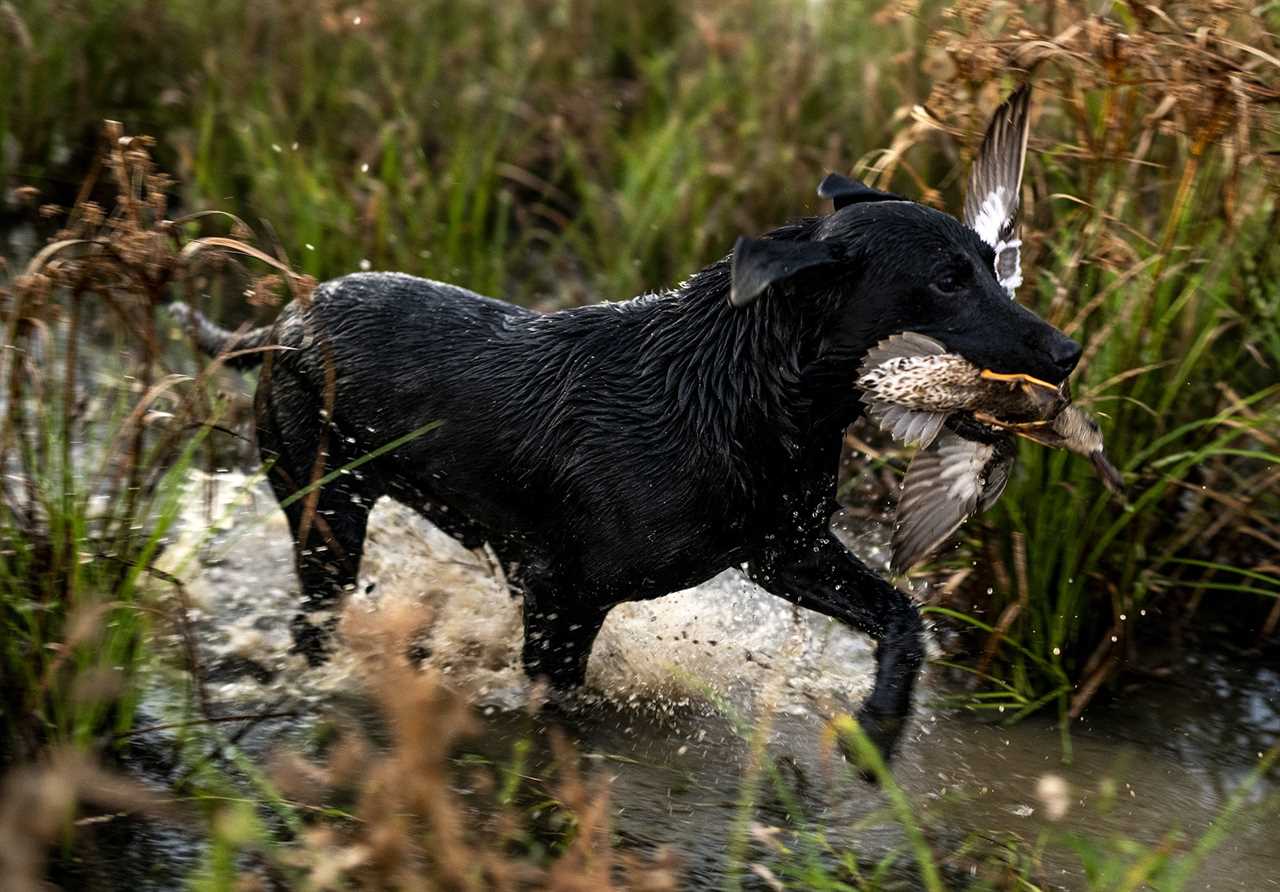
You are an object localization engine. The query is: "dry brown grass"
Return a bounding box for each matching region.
[0,747,167,892]
[865,0,1280,703]
[0,120,321,766]
[3,3,1278,886]
[0,601,681,891]
[218,602,681,890]
[3,126,680,887]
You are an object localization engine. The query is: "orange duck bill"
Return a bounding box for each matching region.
[976,368,1062,393]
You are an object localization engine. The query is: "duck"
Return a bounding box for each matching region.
[855,331,1067,447]
[857,331,1123,574]
[854,83,1124,573]
[887,404,1124,575]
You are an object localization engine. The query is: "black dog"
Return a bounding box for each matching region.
[175,86,1078,761]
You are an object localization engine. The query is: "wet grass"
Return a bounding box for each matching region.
[6,1,1276,712]
[908,3,1280,719]
[2,0,932,302]
[1,0,1279,888]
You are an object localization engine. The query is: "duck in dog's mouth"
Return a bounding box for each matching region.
[857,332,1122,574]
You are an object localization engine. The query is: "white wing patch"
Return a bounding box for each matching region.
[994,237,1022,297]
[970,185,1010,249]
[969,185,1023,299]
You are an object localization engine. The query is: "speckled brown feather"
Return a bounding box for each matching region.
[859,333,1123,572]
[857,332,1066,443]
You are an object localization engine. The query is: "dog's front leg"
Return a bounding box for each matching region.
[520,594,611,692]
[748,533,924,765]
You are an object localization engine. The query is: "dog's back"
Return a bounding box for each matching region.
[253,270,759,600]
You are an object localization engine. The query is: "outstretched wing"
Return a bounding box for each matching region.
[962,84,1031,299]
[890,434,1015,574]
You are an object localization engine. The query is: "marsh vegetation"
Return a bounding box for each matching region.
[2,1,1278,889]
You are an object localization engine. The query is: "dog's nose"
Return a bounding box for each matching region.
[1049,336,1082,377]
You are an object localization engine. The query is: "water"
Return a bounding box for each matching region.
[133,471,1278,890]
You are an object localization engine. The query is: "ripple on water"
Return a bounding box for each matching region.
[143,471,1278,891]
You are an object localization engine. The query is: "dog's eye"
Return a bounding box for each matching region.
[932,269,968,295]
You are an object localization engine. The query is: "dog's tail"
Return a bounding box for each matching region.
[167,303,274,370]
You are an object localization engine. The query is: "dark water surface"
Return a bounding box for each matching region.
[102,474,1280,890]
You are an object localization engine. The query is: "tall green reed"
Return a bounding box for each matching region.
[916,1,1279,716]
[0,123,310,761]
[2,0,926,303]
[3,0,1276,720]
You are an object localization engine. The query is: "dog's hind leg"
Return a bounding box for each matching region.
[748,532,924,765]
[254,351,386,664]
[270,461,376,665]
[257,402,379,664]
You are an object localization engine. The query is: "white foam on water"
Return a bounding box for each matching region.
[155,472,879,719]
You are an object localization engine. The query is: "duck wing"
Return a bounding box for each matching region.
[865,401,949,448]
[858,332,951,447]
[963,84,1031,299]
[860,331,947,368]
[890,434,1016,574]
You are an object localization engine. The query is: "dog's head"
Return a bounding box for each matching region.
[728,84,1081,386]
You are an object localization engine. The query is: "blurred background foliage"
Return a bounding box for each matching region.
[2,1,1279,888]
[2,0,1278,735]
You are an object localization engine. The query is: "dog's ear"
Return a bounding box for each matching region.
[963,83,1031,298]
[730,237,843,308]
[817,173,903,210]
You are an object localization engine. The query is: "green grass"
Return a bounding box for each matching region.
[928,9,1280,712]
[1,1,1279,886]
[2,0,931,303]
[8,5,1274,715]
[0,319,213,762]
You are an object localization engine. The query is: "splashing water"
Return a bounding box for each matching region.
[142,471,1278,890]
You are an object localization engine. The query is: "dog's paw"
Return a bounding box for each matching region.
[839,708,907,784]
[289,612,338,667]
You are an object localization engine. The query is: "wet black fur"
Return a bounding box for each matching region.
[177,197,1080,762]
